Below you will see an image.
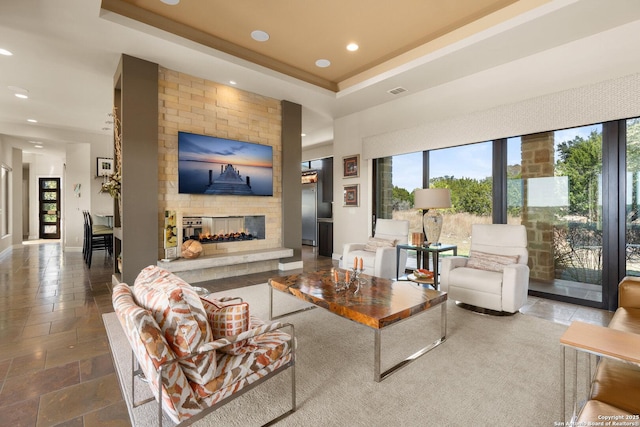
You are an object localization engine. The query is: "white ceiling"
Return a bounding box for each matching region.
[1,0,640,158]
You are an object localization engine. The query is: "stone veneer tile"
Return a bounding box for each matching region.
[0,361,79,407]
[37,373,122,427]
[82,401,131,427]
[21,322,51,339]
[6,350,46,378]
[0,397,39,427]
[0,358,10,380]
[79,352,115,382]
[45,336,110,369]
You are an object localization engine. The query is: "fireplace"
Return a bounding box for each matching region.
[182,215,266,244]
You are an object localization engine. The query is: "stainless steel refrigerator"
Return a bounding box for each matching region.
[302,182,317,245]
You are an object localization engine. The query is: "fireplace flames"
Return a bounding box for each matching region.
[195,229,255,243]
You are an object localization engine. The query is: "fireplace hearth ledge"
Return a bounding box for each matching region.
[157,247,293,273]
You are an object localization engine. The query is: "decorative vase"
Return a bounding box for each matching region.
[423,210,443,245]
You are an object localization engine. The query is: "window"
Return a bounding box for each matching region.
[626,117,640,277]
[508,125,604,302]
[429,142,493,256]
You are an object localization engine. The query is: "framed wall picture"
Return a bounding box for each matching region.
[343,184,359,207]
[343,154,360,178]
[97,157,114,177]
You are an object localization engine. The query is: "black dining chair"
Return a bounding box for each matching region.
[83,211,113,267]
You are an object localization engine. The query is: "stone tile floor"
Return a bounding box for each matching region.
[0,242,614,426]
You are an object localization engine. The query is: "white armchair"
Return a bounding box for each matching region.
[341,219,409,279]
[440,224,529,314]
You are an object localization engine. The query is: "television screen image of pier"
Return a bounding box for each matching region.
[178,132,273,196]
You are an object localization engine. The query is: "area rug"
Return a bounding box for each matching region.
[104,283,570,427]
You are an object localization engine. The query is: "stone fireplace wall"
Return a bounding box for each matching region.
[157,67,283,274]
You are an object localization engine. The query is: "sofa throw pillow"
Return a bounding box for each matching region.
[201,297,250,355]
[466,250,520,272]
[363,236,397,252]
[132,265,216,385]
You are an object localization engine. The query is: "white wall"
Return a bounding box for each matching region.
[91,140,114,227]
[302,142,333,162]
[64,143,90,251]
[0,136,13,255]
[11,148,22,245]
[331,72,640,259]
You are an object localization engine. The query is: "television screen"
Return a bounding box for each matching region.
[178,131,273,196]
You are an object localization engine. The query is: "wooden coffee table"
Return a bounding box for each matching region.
[268,269,447,382]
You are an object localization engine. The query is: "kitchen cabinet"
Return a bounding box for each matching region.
[318,220,333,257]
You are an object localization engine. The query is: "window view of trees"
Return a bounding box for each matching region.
[627,117,640,276]
[379,119,640,302]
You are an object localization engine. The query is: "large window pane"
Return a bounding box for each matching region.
[626,117,640,276]
[510,125,603,303]
[375,152,423,268]
[376,151,422,221]
[429,142,493,256]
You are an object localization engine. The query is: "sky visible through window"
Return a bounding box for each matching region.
[391,124,601,192]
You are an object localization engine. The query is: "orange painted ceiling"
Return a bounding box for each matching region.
[101,0,523,92]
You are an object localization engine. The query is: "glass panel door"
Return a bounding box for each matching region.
[508,125,603,303]
[39,177,61,239]
[626,118,640,277]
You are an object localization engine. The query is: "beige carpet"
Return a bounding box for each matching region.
[104,283,570,427]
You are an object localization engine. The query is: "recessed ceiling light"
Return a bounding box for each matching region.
[0,48,12,56]
[229,80,237,85]
[315,59,331,68]
[27,119,37,123]
[15,93,28,99]
[251,30,270,42]
[346,43,359,52]
[301,133,306,137]
[160,0,180,5]
[34,145,43,149]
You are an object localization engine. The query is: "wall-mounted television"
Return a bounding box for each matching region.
[178,131,273,196]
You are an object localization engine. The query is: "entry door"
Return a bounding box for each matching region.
[39,178,61,239]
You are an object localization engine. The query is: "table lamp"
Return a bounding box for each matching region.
[413,188,451,246]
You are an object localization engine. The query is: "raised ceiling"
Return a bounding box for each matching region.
[101,0,524,92]
[2,0,640,156]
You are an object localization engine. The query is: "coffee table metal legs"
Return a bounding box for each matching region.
[269,284,316,320]
[374,300,447,382]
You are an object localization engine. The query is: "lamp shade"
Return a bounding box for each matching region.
[414,188,451,210]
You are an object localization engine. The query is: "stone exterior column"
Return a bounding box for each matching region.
[521,132,555,281]
[377,157,394,221]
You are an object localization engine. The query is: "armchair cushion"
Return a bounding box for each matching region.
[201,297,250,355]
[466,250,520,273]
[132,266,216,385]
[192,316,293,398]
[363,236,397,252]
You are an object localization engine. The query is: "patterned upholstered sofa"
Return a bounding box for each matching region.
[112,265,295,426]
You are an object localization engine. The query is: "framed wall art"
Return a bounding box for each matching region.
[97,157,114,177]
[343,184,359,207]
[342,154,360,178]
